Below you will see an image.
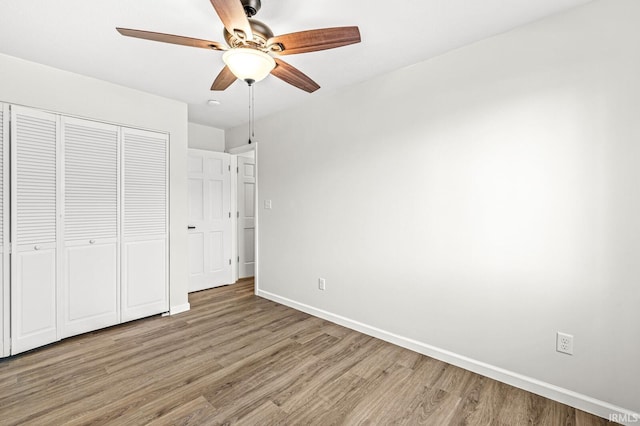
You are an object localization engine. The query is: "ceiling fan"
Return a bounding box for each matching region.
[117,0,361,93]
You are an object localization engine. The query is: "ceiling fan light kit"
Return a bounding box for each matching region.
[116,0,361,92]
[222,48,275,85]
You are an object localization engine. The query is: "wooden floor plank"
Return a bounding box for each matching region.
[235,400,289,425]
[0,279,619,425]
[496,385,531,426]
[146,396,218,426]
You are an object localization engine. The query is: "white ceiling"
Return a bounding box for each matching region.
[0,0,593,130]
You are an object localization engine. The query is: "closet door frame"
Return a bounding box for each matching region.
[1,103,9,357]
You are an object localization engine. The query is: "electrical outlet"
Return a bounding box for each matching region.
[556,332,574,355]
[318,278,326,291]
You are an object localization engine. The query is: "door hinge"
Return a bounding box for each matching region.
[228,259,231,265]
[237,166,239,173]
[236,211,239,218]
[228,165,231,171]
[228,212,231,218]
[237,256,240,263]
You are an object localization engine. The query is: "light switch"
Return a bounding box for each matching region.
[264,199,272,209]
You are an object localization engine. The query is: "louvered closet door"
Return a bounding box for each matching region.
[0,104,9,358]
[10,106,59,355]
[121,127,168,322]
[61,117,119,338]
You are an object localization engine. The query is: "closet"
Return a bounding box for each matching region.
[0,104,168,356]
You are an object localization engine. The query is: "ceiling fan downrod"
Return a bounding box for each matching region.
[241,0,261,17]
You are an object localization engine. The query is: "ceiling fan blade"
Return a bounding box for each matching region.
[116,28,226,51]
[268,26,361,56]
[211,66,237,91]
[209,0,253,41]
[271,59,320,93]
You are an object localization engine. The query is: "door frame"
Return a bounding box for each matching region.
[1,104,9,357]
[227,143,258,293]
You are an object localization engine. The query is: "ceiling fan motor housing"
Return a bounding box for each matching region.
[224,18,273,49]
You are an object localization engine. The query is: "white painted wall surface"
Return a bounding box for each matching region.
[227,0,640,417]
[188,122,225,152]
[0,53,189,314]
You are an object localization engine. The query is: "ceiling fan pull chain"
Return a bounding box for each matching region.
[248,82,254,144]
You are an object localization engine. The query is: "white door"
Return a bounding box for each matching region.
[0,104,9,357]
[121,127,168,322]
[188,149,232,292]
[237,155,256,278]
[61,117,119,338]
[10,106,59,355]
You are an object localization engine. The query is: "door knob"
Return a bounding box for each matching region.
[34,245,41,250]
[89,239,96,244]
[188,226,196,230]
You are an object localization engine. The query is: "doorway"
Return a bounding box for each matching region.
[229,144,257,285]
[236,151,255,278]
[186,145,258,293]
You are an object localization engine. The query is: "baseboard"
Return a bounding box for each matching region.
[257,289,639,425]
[169,302,190,316]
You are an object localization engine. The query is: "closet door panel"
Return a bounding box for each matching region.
[122,238,166,322]
[122,128,168,321]
[10,106,59,355]
[63,118,119,240]
[63,241,118,337]
[61,117,119,338]
[13,247,57,353]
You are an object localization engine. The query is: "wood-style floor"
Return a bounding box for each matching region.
[0,279,617,425]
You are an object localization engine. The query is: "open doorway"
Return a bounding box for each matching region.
[236,151,255,279]
[229,144,257,288]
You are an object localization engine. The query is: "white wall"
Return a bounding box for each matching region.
[227,0,640,418]
[188,122,225,152]
[0,53,190,313]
